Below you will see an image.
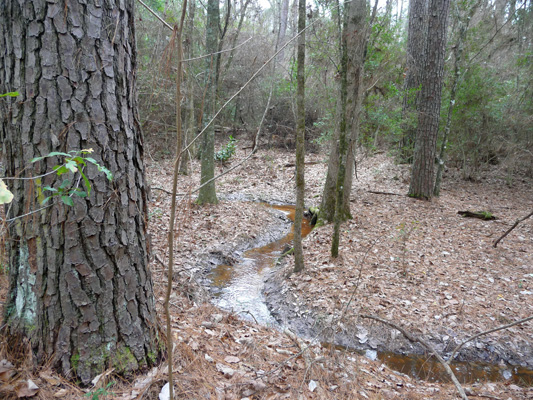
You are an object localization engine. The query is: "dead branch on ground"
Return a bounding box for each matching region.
[448,315,533,363]
[493,210,533,247]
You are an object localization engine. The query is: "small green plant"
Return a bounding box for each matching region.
[31,149,113,206]
[85,381,116,400]
[148,207,163,220]
[214,136,237,163]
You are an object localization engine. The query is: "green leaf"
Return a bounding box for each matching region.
[0,92,19,98]
[59,179,71,189]
[53,165,69,177]
[0,179,14,204]
[43,186,58,192]
[65,159,78,173]
[31,156,46,163]
[98,165,113,181]
[61,196,74,206]
[79,170,91,196]
[73,190,87,197]
[41,196,52,205]
[45,151,71,158]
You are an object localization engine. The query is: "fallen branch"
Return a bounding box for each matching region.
[447,315,533,363]
[493,210,533,248]
[458,210,498,220]
[367,190,403,196]
[360,314,468,400]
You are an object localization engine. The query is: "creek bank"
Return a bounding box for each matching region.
[264,255,533,385]
[198,199,533,385]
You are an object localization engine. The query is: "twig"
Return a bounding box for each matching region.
[367,190,403,196]
[493,210,533,248]
[151,187,186,196]
[448,315,533,363]
[136,0,174,30]
[360,314,468,400]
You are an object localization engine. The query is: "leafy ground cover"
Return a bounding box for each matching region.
[0,136,531,399]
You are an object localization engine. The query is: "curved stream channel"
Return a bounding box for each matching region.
[207,204,533,387]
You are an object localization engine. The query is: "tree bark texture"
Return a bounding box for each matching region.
[0,0,158,384]
[197,0,220,204]
[400,0,427,162]
[293,0,306,273]
[408,0,451,199]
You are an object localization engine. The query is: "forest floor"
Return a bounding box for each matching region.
[1,135,532,399]
[140,134,533,400]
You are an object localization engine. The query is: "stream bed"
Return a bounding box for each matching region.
[206,203,533,386]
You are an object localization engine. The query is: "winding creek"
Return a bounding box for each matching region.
[207,203,533,387]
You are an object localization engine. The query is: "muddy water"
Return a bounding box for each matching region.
[208,204,533,387]
[378,351,533,386]
[208,204,313,326]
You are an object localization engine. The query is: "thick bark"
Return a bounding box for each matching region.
[293,0,306,273]
[408,0,451,199]
[0,0,158,384]
[400,0,428,162]
[197,0,220,204]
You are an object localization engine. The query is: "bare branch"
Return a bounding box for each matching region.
[493,210,533,248]
[448,315,533,363]
[360,314,468,400]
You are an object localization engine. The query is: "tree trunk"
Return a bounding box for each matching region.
[331,0,367,257]
[318,0,367,226]
[408,0,451,199]
[434,0,478,196]
[293,0,306,273]
[197,0,220,204]
[400,0,428,163]
[0,0,159,384]
[180,0,198,175]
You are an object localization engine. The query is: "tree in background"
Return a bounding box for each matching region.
[399,0,427,163]
[0,0,159,383]
[197,0,220,204]
[330,0,369,257]
[408,0,451,199]
[293,0,306,273]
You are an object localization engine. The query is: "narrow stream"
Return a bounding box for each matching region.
[209,204,313,326]
[207,204,533,387]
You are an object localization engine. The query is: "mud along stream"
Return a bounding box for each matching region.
[203,203,533,386]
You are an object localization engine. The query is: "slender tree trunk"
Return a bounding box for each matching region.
[293,0,306,273]
[331,0,367,257]
[277,0,291,63]
[180,0,197,174]
[318,0,368,226]
[408,0,451,199]
[198,0,220,204]
[400,0,428,163]
[0,0,158,384]
[434,0,478,196]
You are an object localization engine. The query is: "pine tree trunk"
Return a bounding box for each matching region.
[408,0,451,199]
[0,0,159,384]
[400,0,427,162]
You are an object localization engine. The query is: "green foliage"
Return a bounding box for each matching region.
[0,91,19,98]
[84,381,116,400]
[214,136,237,162]
[31,149,113,206]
